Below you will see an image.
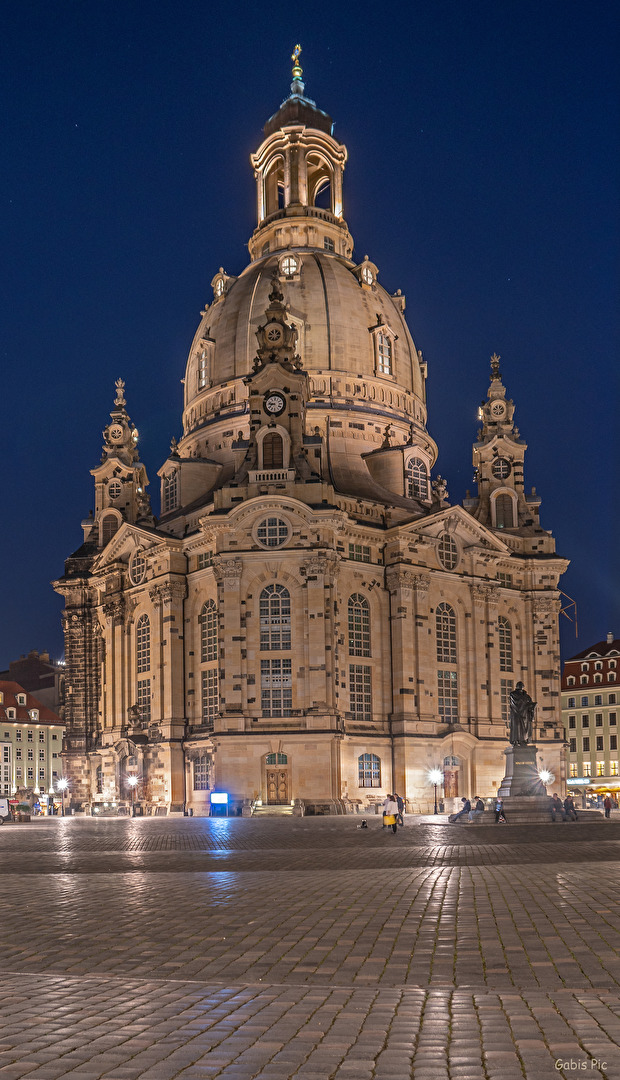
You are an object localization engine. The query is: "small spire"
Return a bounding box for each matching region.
[490,353,502,381]
[114,378,126,407]
[290,43,305,97]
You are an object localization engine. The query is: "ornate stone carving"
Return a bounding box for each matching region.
[149,581,187,606]
[470,583,499,604]
[212,557,243,587]
[531,596,558,618]
[386,566,418,593]
[103,597,125,624]
[305,553,340,577]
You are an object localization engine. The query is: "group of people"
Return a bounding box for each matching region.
[382,793,404,833]
[550,793,579,821]
[451,796,507,823]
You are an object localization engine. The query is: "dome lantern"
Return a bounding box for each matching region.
[249,47,354,260]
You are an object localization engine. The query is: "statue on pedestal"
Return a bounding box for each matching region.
[509,682,536,746]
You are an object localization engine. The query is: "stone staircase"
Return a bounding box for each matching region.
[251,803,294,816]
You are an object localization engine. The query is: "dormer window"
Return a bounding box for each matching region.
[407,458,429,500]
[582,663,589,672]
[377,332,392,375]
[567,676,575,686]
[162,472,179,514]
[211,268,233,301]
[355,257,378,288]
[17,694,26,706]
[197,344,212,391]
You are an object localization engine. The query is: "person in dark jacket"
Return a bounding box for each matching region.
[604,796,612,819]
[451,797,471,822]
[563,795,578,821]
[394,792,404,826]
[551,793,565,822]
[495,797,507,823]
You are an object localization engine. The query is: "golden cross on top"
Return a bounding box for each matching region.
[291,44,302,77]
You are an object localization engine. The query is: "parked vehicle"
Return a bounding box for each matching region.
[0,798,11,823]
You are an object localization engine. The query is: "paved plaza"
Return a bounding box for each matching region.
[1,816,620,1079]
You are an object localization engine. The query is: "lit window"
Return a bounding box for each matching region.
[198,349,209,390]
[498,616,513,672]
[438,534,458,570]
[377,332,392,375]
[436,604,456,664]
[193,754,210,791]
[569,762,578,777]
[201,670,219,730]
[611,759,619,774]
[136,615,150,675]
[348,594,370,657]
[260,586,291,651]
[438,670,458,724]
[280,255,298,277]
[583,761,591,776]
[261,659,292,717]
[407,459,429,500]
[199,600,218,662]
[349,665,372,721]
[597,761,605,776]
[358,753,381,788]
[256,517,289,548]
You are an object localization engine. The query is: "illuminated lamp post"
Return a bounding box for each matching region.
[539,769,553,787]
[428,768,444,815]
[56,778,68,817]
[127,775,139,817]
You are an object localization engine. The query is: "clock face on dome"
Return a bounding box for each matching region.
[265,323,284,345]
[264,393,286,416]
[490,401,506,418]
[109,425,124,442]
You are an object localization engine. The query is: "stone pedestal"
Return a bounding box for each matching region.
[496,744,551,823]
[498,744,546,797]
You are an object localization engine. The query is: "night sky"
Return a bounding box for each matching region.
[1,1,617,668]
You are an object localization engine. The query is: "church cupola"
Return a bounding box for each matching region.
[87,379,154,545]
[248,46,354,260]
[464,354,543,534]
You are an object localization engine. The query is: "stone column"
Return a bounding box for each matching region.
[304,554,340,720]
[212,558,243,729]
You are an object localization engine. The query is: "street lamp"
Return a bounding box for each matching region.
[56,778,69,817]
[127,775,139,816]
[539,769,554,787]
[428,768,444,815]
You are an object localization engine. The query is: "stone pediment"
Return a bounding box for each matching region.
[403,504,511,554]
[92,522,175,573]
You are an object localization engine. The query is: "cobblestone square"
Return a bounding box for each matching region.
[1,816,620,1078]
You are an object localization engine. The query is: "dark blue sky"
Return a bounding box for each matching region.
[1,1,617,666]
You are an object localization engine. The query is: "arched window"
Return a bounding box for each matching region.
[136,615,150,674]
[436,603,456,664]
[494,493,515,529]
[266,752,288,765]
[407,458,429,500]
[262,432,284,468]
[260,585,291,650]
[199,600,218,663]
[193,754,210,790]
[498,616,513,672]
[348,594,370,656]
[101,514,119,545]
[358,753,380,788]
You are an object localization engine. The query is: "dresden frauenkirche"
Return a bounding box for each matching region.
[54,52,569,816]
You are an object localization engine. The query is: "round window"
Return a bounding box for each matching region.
[280,255,299,277]
[108,480,122,501]
[437,534,458,570]
[492,457,511,480]
[255,517,290,548]
[130,549,147,585]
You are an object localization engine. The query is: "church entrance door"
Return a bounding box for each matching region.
[266,769,289,804]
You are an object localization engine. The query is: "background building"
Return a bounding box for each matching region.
[0,651,65,717]
[54,60,568,816]
[0,681,64,808]
[562,633,619,805]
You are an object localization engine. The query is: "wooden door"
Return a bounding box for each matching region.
[266,769,289,804]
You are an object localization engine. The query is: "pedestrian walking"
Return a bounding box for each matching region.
[394,792,404,826]
[383,794,399,834]
[550,793,565,822]
[495,797,507,823]
[563,794,578,821]
[604,795,612,819]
